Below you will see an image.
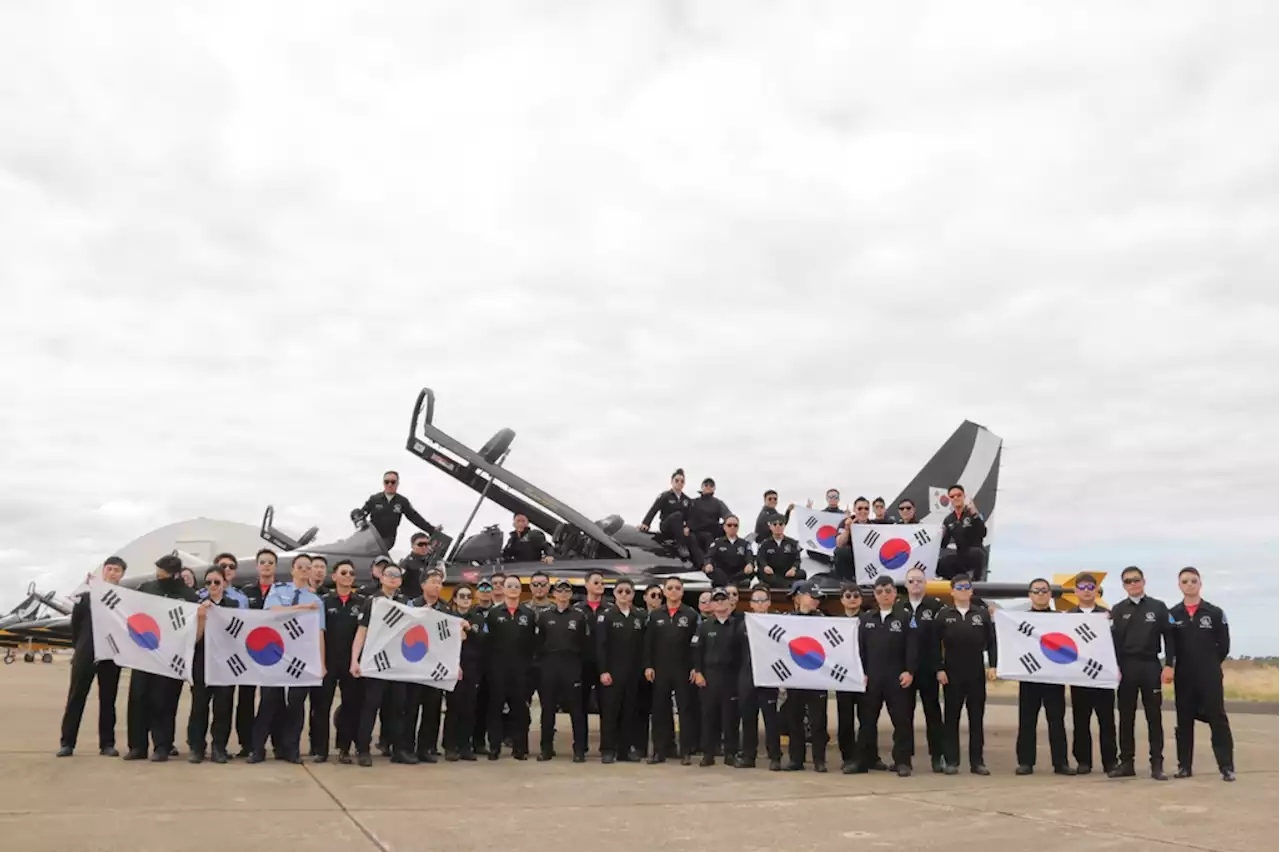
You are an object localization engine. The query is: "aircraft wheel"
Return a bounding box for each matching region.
[3,651,14,665]
[42,653,53,664]
[23,652,35,663]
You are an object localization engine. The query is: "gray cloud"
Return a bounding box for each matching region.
[0,2,1275,652]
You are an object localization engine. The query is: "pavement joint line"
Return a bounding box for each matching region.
[301,762,389,852]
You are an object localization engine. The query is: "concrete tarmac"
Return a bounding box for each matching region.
[2,659,1275,852]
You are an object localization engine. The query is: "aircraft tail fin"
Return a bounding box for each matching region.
[889,419,1003,548]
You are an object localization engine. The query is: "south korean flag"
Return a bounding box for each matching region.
[745,613,864,692]
[850,523,943,584]
[90,579,199,682]
[791,507,844,556]
[359,598,464,692]
[994,610,1118,688]
[203,607,323,687]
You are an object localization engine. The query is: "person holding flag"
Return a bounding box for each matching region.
[782,582,830,774]
[849,576,917,777]
[57,556,127,758]
[1014,579,1074,776]
[934,573,995,776]
[1168,567,1235,782]
[187,566,239,764]
[1066,573,1117,775]
[404,568,451,763]
[735,587,783,771]
[351,566,410,766]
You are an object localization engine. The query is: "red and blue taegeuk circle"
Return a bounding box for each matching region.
[401,624,429,663]
[878,538,911,571]
[815,524,840,549]
[245,626,285,666]
[126,613,161,650]
[788,636,826,670]
[1039,632,1078,665]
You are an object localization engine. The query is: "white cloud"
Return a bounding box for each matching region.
[0,2,1275,652]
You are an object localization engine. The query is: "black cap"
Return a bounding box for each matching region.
[424,567,445,580]
[554,579,573,591]
[155,554,183,575]
[373,555,393,566]
[790,580,820,598]
[476,580,493,590]
[702,477,715,487]
[767,513,787,525]
[710,588,728,601]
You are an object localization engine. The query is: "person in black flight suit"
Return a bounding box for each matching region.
[691,588,739,767]
[849,575,918,777]
[644,576,699,765]
[935,573,996,775]
[1108,565,1174,781]
[312,559,364,764]
[1169,567,1235,782]
[124,554,201,762]
[485,576,538,760]
[938,485,987,580]
[535,580,591,762]
[596,579,646,764]
[756,515,805,590]
[834,582,863,770]
[188,566,239,763]
[57,556,127,758]
[736,587,783,770]
[357,556,391,598]
[1015,579,1074,776]
[1066,573,1117,774]
[754,490,794,541]
[702,516,755,587]
[687,478,731,569]
[398,532,436,602]
[350,566,409,767]
[404,568,451,762]
[902,566,946,773]
[638,469,698,560]
[442,584,485,761]
[502,512,555,564]
[782,582,829,773]
[350,470,439,550]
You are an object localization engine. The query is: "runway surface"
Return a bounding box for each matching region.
[3,659,1275,851]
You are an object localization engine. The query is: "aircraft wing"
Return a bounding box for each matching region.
[0,615,74,649]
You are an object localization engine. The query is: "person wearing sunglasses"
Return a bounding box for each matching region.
[1014,579,1073,777]
[502,512,555,565]
[443,585,484,761]
[1108,565,1174,781]
[1168,567,1235,782]
[351,566,409,767]
[534,580,591,763]
[349,470,440,550]
[756,514,805,590]
[754,490,794,541]
[637,469,699,562]
[938,484,987,581]
[703,515,755,588]
[935,573,995,776]
[687,477,732,570]
[404,568,452,763]
[644,577,699,765]
[902,566,947,773]
[849,576,917,777]
[397,533,434,601]
[834,583,864,771]
[597,579,647,764]
[736,587,783,770]
[895,500,918,525]
[1066,573,1117,775]
[186,566,238,764]
[637,583,664,758]
[691,588,740,768]
[524,571,555,614]
[311,560,364,765]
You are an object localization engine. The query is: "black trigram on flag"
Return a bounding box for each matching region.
[1082,658,1103,680]
[225,616,245,639]
[766,624,786,643]
[106,634,120,655]
[372,650,390,673]
[227,654,247,677]
[1017,621,1035,637]
[1019,653,1042,674]
[282,617,304,641]
[1075,623,1097,643]
[286,657,307,679]
[913,529,932,546]
[910,561,929,574]
[436,620,452,641]
[804,515,818,529]
[822,627,844,647]
[862,530,881,548]
[169,654,186,677]
[770,660,792,681]
[168,607,186,631]
[100,589,122,611]
[430,663,449,681]
[862,562,879,580]
[382,607,405,629]
[830,664,848,683]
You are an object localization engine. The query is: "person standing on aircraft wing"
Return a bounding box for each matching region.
[703,516,755,587]
[350,566,409,767]
[691,588,740,767]
[736,587,783,771]
[1169,567,1234,781]
[597,579,646,764]
[502,512,555,564]
[687,478,730,567]
[638,469,698,560]
[536,580,591,762]
[902,566,946,773]
[57,556,127,758]
[755,515,805,590]
[935,573,996,776]
[783,582,829,773]
[938,485,987,581]
[1015,579,1074,777]
[1108,566,1175,781]
[644,577,699,765]
[312,560,363,765]
[350,470,439,550]
[755,490,794,541]
[1067,573,1118,775]
[187,566,238,764]
[485,576,537,760]
[848,576,918,777]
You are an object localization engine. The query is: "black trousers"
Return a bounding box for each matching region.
[858,678,913,768]
[938,547,985,581]
[580,658,602,734]
[836,691,859,762]
[488,666,531,756]
[60,651,119,750]
[1175,670,1234,772]
[1016,682,1068,768]
[443,664,482,754]
[473,676,491,752]
[943,675,986,768]
[740,680,781,762]
[187,681,233,753]
[540,656,587,755]
[1117,657,1164,767]
[909,670,944,761]
[357,679,406,754]
[252,686,311,757]
[126,671,184,755]
[637,676,654,757]
[405,682,444,755]
[699,668,739,757]
[312,671,361,757]
[1070,685,1117,769]
[234,685,256,752]
[659,515,709,565]
[650,667,695,758]
[599,670,644,757]
[786,688,829,765]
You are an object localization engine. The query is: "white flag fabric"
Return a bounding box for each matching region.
[746,613,864,692]
[995,610,1118,688]
[204,606,323,687]
[359,598,464,692]
[849,523,943,583]
[790,508,846,555]
[90,579,199,682]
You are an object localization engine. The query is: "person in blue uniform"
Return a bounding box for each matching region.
[57,556,127,758]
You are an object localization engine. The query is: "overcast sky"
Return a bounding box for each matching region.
[0,2,1276,654]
